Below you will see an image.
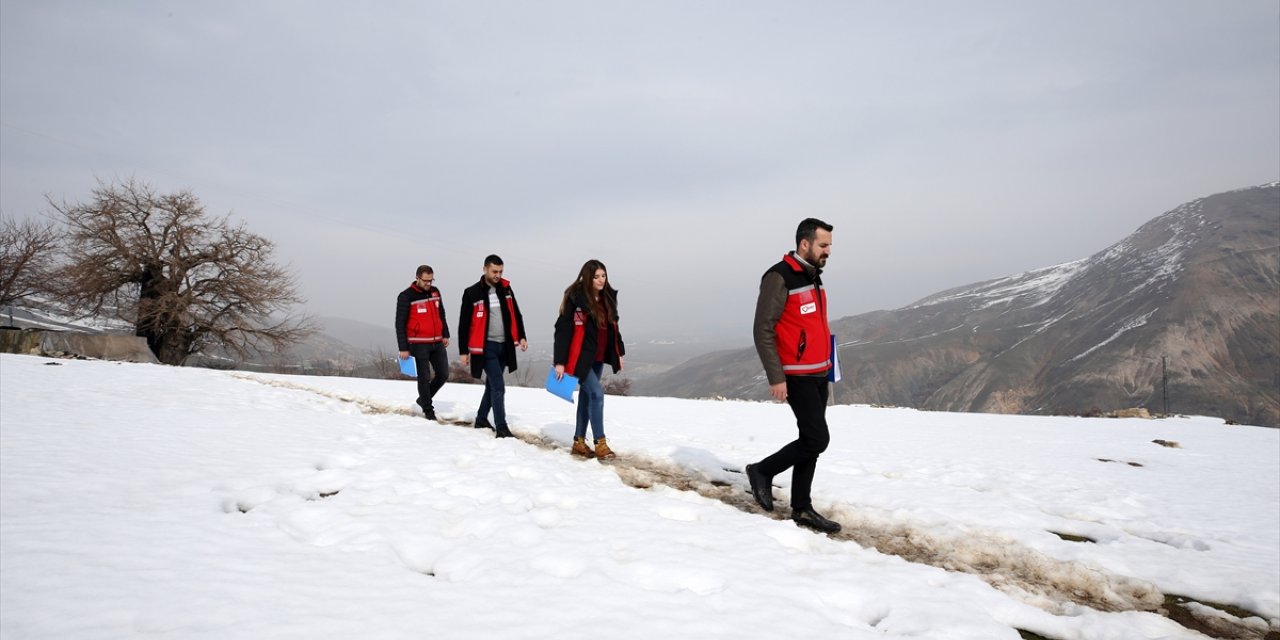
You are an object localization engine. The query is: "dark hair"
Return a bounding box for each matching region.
[484,254,504,267]
[795,218,834,247]
[416,265,433,278]
[559,259,618,329]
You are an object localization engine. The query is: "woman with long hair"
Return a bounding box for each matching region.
[553,259,625,459]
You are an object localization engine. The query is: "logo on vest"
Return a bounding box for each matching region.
[799,302,817,315]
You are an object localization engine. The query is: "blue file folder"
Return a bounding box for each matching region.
[828,335,842,382]
[545,366,578,402]
[398,356,417,378]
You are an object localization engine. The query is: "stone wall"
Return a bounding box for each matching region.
[0,328,158,364]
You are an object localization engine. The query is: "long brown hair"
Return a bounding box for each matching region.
[559,259,618,328]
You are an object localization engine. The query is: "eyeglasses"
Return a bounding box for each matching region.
[418,278,434,285]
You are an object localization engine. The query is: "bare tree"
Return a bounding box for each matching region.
[368,346,399,379]
[48,178,315,365]
[0,215,61,312]
[603,376,632,396]
[448,358,480,384]
[512,361,540,388]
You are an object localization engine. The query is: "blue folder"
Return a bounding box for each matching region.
[828,334,842,382]
[398,356,417,378]
[545,366,578,402]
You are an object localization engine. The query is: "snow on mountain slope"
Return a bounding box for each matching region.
[647,183,1280,427]
[2,354,1277,639]
[910,259,1090,312]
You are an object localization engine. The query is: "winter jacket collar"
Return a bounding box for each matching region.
[784,251,822,278]
[475,276,512,290]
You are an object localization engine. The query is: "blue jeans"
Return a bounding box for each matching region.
[575,362,605,440]
[477,341,507,427]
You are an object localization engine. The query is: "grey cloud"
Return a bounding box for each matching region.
[2,0,1276,355]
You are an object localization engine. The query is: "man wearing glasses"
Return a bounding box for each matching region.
[396,265,451,421]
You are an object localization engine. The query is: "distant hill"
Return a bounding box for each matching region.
[315,316,393,353]
[638,182,1280,427]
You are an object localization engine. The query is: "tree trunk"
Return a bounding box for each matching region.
[135,264,193,365]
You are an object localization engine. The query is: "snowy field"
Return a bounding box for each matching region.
[2,353,1277,639]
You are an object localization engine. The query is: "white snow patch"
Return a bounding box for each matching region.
[2,354,1276,639]
[912,259,1089,312]
[1068,309,1158,363]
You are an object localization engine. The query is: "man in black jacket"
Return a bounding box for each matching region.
[395,265,450,420]
[744,218,842,534]
[457,254,527,438]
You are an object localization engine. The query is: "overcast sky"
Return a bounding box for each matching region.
[2,1,1277,349]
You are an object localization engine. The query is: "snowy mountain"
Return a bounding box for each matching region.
[1,354,1276,639]
[640,182,1280,427]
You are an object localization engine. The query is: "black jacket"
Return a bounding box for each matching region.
[458,277,527,379]
[395,283,449,352]
[553,290,624,380]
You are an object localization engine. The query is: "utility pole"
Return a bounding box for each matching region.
[1161,355,1169,417]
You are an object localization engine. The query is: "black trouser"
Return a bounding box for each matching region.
[409,342,449,411]
[756,375,830,511]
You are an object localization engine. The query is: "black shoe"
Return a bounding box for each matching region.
[474,417,493,430]
[424,408,437,421]
[744,463,774,512]
[792,507,841,533]
[495,425,514,438]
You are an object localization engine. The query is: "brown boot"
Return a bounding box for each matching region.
[594,437,616,460]
[571,437,595,458]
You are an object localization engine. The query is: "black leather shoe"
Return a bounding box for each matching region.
[474,417,493,430]
[495,425,514,438]
[792,507,841,533]
[744,463,774,512]
[423,408,437,421]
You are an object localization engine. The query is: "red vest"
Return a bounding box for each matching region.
[406,289,445,344]
[773,254,831,376]
[466,280,523,354]
[559,307,623,379]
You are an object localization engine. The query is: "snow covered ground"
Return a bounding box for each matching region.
[2,353,1277,639]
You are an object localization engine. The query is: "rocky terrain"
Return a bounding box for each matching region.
[638,182,1280,427]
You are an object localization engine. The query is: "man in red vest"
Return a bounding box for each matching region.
[396,265,450,421]
[458,254,527,438]
[744,218,842,533]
